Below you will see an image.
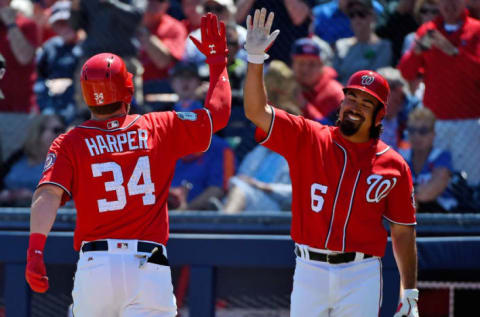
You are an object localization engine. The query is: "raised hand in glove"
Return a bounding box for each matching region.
[245,8,280,64]
[394,289,419,317]
[25,233,49,293]
[190,12,228,65]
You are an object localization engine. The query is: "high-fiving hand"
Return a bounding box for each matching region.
[245,8,280,64]
[190,13,228,65]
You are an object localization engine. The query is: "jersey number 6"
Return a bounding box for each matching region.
[91,156,155,212]
[311,183,328,212]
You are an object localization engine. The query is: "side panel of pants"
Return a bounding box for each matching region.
[290,258,331,317]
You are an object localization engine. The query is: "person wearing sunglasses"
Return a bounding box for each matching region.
[399,107,457,212]
[333,0,393,85]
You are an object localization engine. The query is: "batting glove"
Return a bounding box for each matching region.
[394,288,419,317]
[189,13,228,65]
[245,8,280,64]
[25,233,49,293]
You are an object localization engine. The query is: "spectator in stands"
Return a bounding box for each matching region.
[375,0,419,65]
[34,0,81,124]
[401,0,440,55]
[398,0,480,187]
[223,144,292,213]
[140,0,187,112]
[400,107,457,212]
[170,135,235,210]
[0,0,39,113]
[312,0,384,47]
[183,0,246,65]
[31,0,57,44]
[222,87,300,214]
[0,114,64,207]
[235,0,315,65]
[70,0,146,107]
[376,66,420,150]
[333,0,393,84]
[220,22,255,162]
[170,61,203,112]
[291,38,344,124]
[181,0,203,34]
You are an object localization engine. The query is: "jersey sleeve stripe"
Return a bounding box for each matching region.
[259,105,275,145]
[382,215,417,226]
[202,108,213,152]
[38,181,72,198]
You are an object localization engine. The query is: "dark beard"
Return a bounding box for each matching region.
[339,119,360,136]
[338,111,364,136]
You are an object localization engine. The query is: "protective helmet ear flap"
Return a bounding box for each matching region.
[123,72,134,104]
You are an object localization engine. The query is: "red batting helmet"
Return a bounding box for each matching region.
[343,70,390,125]
[80,53,134,107]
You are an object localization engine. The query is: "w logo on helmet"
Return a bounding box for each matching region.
[361,75,375,86]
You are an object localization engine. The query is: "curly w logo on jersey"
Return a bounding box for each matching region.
[366,174,397,203]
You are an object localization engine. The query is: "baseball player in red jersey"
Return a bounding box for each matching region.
[25,13,230,316]
[243,8,419,317]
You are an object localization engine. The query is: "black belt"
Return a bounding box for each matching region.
[82,240,169,266]
[295,246,372,264]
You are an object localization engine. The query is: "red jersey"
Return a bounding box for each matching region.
[39,110,212,251]
[256,108,416,257]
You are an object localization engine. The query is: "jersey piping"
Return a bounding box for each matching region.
[324,141,347,249]
[376,146,390,156]
[259,105,276,145]
[37,181,73,198]
[341,170,361,252]
[77,115,142,132]
[383,215,417,225]
[202,108,213,152]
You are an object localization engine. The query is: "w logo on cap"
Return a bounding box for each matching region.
[361,75,375,86]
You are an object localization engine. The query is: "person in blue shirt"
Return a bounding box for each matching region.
[34,0,82,124]
[312,0,384,46]
[400,107,457,212]
[170,135,235,210]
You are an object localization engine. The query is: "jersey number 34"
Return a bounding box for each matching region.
[91,156,155,212]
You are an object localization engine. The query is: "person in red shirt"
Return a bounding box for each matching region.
[244,8,419,317]
[291,37,344,124]
[139,0,187,109]
[25,13,230,316]
[180,0,203,33]
[0,0,39,112]
[398,0,480,186]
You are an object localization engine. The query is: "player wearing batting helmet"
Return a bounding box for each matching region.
[25,13,231,316]
[243,8,419,317]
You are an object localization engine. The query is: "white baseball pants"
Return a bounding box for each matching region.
[71,239,177,317]
[290,256,382,317]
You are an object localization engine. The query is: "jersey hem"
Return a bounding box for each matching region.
[383,215,417,225]
[38,181,72,198]
[259,105,275,145]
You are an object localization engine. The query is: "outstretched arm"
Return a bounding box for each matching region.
[243,8,280,133]
[190,13,231,132]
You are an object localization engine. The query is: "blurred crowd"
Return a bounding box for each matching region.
[0,0,479,213]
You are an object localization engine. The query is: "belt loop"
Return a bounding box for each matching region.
[303,246,310,261]
[354,252,363,262]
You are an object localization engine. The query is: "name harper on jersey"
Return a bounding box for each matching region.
[85,129,149,157]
